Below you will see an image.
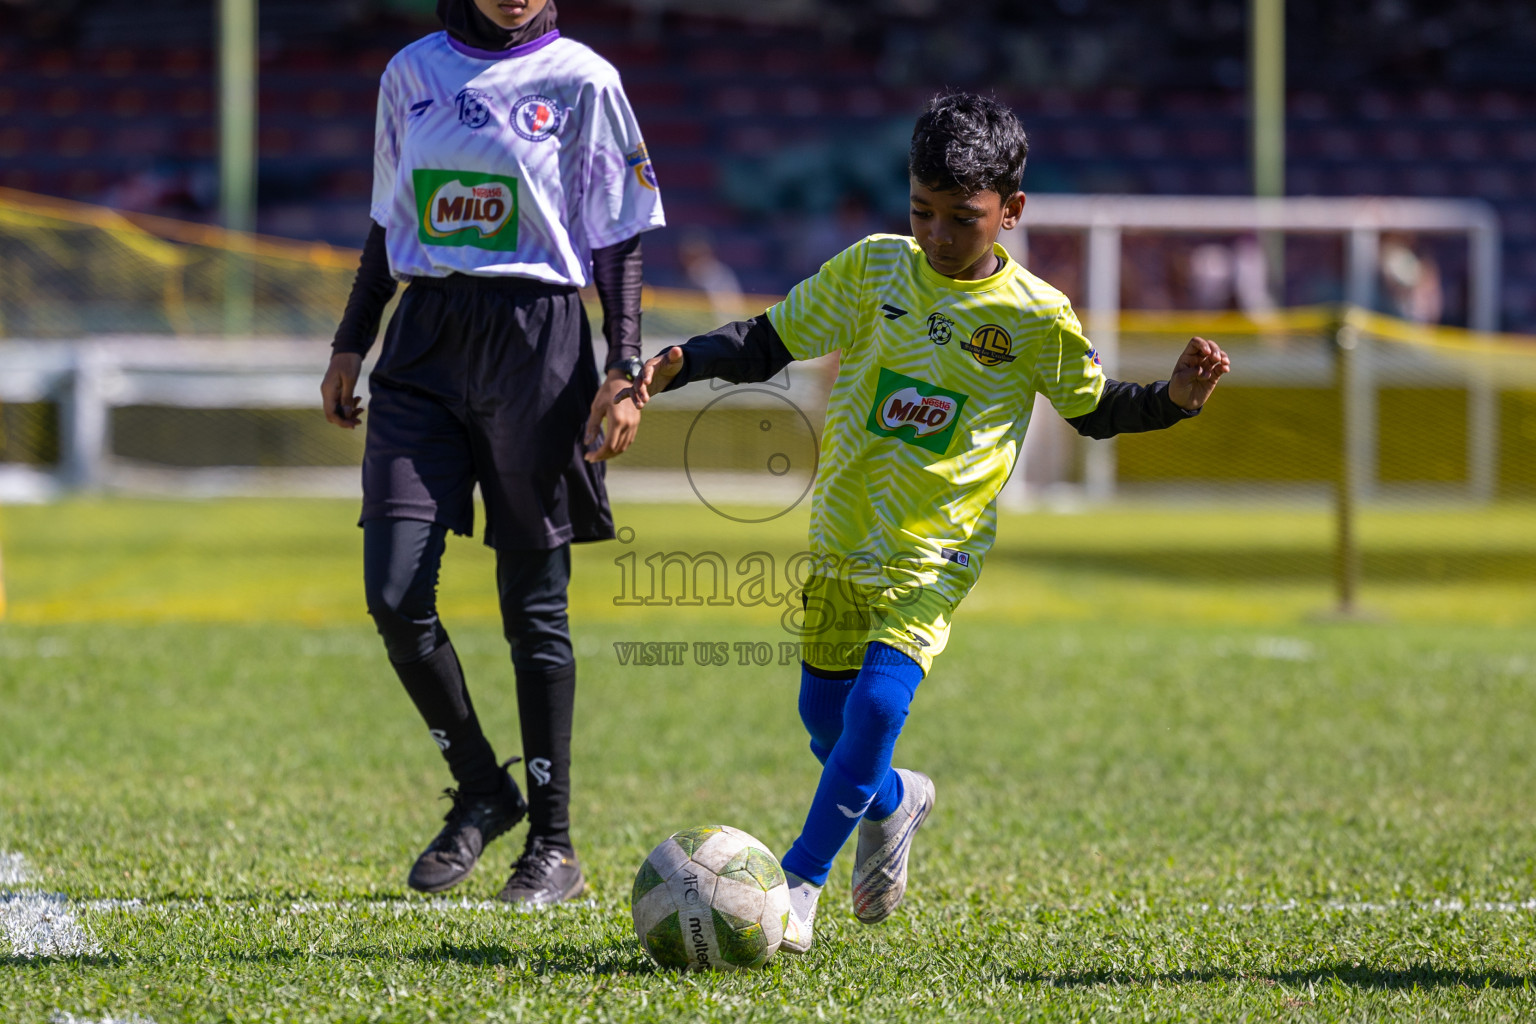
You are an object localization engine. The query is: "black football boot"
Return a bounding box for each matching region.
[496,835,586,907]
[407,761,527,893]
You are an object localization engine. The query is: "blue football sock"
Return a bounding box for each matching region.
[781,642,923,886]
[798,662,855,765]
[865,753,906,822]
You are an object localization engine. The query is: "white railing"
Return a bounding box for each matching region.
[0,338,340,499]
[0,337,824,503]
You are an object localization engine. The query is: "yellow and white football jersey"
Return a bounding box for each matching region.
[768,234,1106,603]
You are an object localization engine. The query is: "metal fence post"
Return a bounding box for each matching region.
[60,343,109,490]
[1344,230,1379,501]
[1334,319,1362,614]
[1084,221,1120,502]
[1467,365,1498,503]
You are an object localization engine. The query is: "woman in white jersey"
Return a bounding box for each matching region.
[320,0,664,906]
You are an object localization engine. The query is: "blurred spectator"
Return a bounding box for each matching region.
[1188,242,1234,309]
[98,167,206,218]
[1380,234,1444,324]
[678,228,743,317]
[1232,234,1277,320]
[1121,236,1175,310]
[790,190,886,279]
[1186,236,1276,319]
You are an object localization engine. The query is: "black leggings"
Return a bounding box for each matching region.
[362,517,572,672]
[363,516,579,844]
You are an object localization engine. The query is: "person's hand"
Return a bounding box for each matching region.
[584,370,642,462]
[1167,336,1231,411]
[617,347,684,410]
[321,352,364,428]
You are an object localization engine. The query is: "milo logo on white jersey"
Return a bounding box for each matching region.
[865,367,968,455]
[412,169,519,251]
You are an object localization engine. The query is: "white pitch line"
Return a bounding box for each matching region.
[1010,899,1536,916]
[81,896,600,915]
[1,850,100,958]
[1,850,31,886]
[1177,898,1536,914]
[1,892,100,957]
[73,896,1536,917]
[6,835,1534,964]
[50,1013,159,1024]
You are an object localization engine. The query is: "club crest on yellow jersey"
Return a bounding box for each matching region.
[961,323,1016,367]
[926,312,954,345]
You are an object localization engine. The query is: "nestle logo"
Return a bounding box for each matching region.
[881,388,955,436]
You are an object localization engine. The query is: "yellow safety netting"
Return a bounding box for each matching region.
[0,186,774,340]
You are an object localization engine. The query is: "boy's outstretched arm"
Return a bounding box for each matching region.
[621,314,795,408]
[1066,336,1231,440]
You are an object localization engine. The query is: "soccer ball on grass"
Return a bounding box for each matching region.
[631,825,791,970]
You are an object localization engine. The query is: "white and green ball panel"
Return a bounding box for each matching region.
[639,856,717,927]
[705,872,768,929]
[638,904,772,970]
[760,888,790,951]
[641,831,696,882]
[638,909,691,969]
[669,824,725,858]
[709,905,774,968]
[690,827,786,890]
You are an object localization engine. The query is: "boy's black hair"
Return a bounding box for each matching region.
[909,93,1029,199]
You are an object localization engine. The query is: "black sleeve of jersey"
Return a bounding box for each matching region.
[592,234,643,369]
[1065,379,1198,439]
[660,315,794,391]
[332,220,398,357]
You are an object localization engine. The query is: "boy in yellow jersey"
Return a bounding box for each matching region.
[626,93,1230,953]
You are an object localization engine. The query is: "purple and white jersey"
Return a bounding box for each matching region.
[372,31,665,287]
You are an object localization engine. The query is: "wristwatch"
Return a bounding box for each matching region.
[608,355,643,382]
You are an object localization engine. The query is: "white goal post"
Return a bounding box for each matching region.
[1002,194,1502,501]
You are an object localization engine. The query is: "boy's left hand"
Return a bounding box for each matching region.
[584,371,642,462]
[1167,336,1231,411]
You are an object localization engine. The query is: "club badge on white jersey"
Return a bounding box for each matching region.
[372,31,665,287]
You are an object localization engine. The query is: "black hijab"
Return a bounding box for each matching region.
[437,0,558,52]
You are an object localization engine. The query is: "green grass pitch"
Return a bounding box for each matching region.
[2,497,1535,1021]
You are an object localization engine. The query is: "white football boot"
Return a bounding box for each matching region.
[851,768,935,924]
[778,871,822,954]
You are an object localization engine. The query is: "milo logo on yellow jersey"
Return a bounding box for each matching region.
[413,169,519,250]
[865,367,969,455]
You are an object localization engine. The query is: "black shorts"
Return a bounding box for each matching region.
[360,274,614,550]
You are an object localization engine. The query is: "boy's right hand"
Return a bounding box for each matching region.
[321,352,364,428]
[1167,336,1230,411]
[618,346,684,409]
